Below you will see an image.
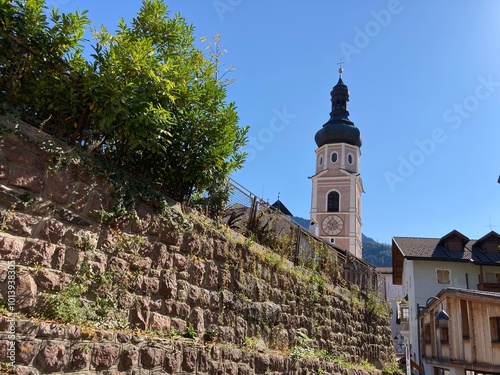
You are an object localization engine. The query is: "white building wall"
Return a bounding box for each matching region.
[402,258,478,369]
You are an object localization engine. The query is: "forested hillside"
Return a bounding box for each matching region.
[293,217,391,267]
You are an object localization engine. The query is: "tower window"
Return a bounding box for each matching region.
[347,153,354,165]
[331,152,338,163]
[327,191,340,212]
[318,155,323,166]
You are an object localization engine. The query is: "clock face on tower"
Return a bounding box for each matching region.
[322,215,343,235]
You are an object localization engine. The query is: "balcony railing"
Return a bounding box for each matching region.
[478,273,500,292]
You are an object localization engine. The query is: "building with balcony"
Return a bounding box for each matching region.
[392,230,500,373]
[420,288,500,375]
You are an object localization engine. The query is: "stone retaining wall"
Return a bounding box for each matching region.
[0,119,396,374]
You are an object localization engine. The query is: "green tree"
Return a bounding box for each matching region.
[0,0,247,202]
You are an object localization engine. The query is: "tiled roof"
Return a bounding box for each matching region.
[443,287,500,300]
[392,236,500,265]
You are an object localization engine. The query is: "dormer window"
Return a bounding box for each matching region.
[438,230,469,252]
[446,240,463,252]
[475,231,500,253]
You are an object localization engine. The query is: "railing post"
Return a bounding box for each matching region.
[248,196,258,234]
[294,225,301,266]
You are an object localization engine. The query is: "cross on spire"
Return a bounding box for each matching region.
[337,58,344,76]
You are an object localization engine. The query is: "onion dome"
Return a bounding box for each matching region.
[314,68,362,148]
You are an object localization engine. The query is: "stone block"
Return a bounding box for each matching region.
[69,346,89,371]
[16,319,38,336]
[189,307,204,336]
[141,346,164,369]
[181,233,201,255]
[0,339,8,360]
[158,224,181,246]
[213,239,227,261]
[181,347,197,373]
[44,168,73,204]
[149,313,170,332]
[149,298,162,312]
[130,298,150,330]
[9,167,43,193]
[187,285,200,306]
[67,325,81,340]
[37,342,66,372]
[170,318,186,334]
[91,345,120,369]
[159,271,176,299]
[2,211,38,237]
[3,141,44,171]
[37,323,65,338]
[15,269,37,313]
[0,263,6,283]
[109,256,129,275]
[163,349,181,373]
[120,346,138,371]
[20,239,56,267]
[203,262,219,289]
[63,246,84,272]
[38,218,65,244]
[15,339,39,365]
[148,242,168,269]
[56,207,93,227]
[142,277,159,295]
[173,253,187,271]
[254,353,270,373]
[223,362,238,375]
[190,260,205,286]
[176,280,190,302]
[35,269,68,292]
[0,235,24,260]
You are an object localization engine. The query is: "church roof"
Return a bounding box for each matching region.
[270,199,293,217]
[315,69,362,148]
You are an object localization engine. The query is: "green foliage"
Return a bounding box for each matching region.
[203,326,220,342]
[243,336,257,348]
[365,291,391,319]
[382,362,404,375]
[290,331,332,361]
[37,256,130,328]
[183,324,197,339]
[1,0,248,202]
[38,266,92,324]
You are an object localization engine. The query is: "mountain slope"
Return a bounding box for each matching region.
[293,216,391,267]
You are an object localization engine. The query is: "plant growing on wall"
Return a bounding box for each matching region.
[0,0,248,203]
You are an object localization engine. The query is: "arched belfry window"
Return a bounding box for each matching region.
[327,191,340,212]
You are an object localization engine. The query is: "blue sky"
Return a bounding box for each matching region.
[50,0,500,244]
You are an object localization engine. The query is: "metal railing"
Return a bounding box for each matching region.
[195,178,386,300]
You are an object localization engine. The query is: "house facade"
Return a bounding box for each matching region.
[392,230,500,374]
[420,288,500,375]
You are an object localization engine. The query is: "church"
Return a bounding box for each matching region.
[308,67,363,259]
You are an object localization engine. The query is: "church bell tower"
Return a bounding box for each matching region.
[309,67,363,258]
